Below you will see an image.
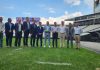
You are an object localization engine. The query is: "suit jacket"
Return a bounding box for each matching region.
[15,23,23,38]
[66,27,74,37]
[5,22,14,34]
[37,26,44,35]
[23,21,30,31]
[15,23,23,32]
[30,24,37,35]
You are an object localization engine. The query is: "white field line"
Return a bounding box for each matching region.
[7,48,23,56]
[36,61,72,66]
[15,48,23,51]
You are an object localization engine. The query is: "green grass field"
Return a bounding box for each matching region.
[0,38,100,70]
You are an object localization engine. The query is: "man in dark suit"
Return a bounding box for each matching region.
[15,18,23,47]
[30,18,37,47]
[23,17,30,46]
[36,22,44,47]
[5,18,14,47]
[66,23,74,48]
[51,22,58,48]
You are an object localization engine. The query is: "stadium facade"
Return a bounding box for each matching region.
[65,0,100,42]
[94,0,100,13]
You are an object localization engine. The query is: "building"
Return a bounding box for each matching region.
[65,0,100,42]
[65,12,100,26]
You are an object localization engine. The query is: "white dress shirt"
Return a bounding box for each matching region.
[18,24,21,32]
[0,22,5,32]
[9,23,12,31]
[52,26,58,32]
[59,26,66,33]
[74,26,82,35]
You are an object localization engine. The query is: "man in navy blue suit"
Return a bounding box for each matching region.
[5,18,14,47]
[23,17,30,46]
[30,18,37,47]
[14,18,23,47]
[36,22,44,47]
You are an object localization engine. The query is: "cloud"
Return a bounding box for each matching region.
[40,11,83,25]
[1,16,6,23]
[68,11,83,18]
[4,6,15,10]
[47,8,56,13]
[84,0,94,8]
[23,12,32,17]
[64,0,81,6]
[12,18,16,23]
[64,11,69,15]
[38,4,56,14]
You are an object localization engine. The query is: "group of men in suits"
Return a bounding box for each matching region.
[5,17,44,48]
[0,17,82,49]
[15,17,44,47]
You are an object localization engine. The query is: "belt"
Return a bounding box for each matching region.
[61,33,65,34]
[75,34,80,35]
[45,32,50,33]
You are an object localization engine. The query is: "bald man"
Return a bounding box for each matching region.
[0,17,5,48]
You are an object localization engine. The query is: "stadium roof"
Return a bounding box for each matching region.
[65,12,100,21]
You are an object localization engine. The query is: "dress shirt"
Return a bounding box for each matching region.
[44,25,51,32]
[9,23,12,31]
[74,26,82,35]
[0,22,5,32]
[27,22,30,29]
[59,26,66,33]
[18,24,21,32]
[52,26,58,32]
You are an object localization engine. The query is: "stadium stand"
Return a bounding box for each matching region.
[65,12,100,42]
[82,24,100,32]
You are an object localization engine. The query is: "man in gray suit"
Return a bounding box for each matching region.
[66,23,74,48]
